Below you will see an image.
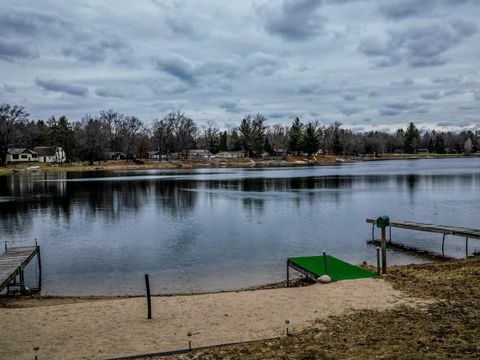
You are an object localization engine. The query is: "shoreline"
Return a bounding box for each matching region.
[0,153,474,176]
[1,257,478,359]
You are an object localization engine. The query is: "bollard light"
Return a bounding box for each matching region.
[187,331,192,350]
[284,319,290,336]
[33,346,39,360]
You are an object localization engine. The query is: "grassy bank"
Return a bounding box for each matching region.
[163,256,480,360]
[0,154,476,176]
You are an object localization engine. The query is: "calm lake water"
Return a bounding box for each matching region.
[1,158,479,295]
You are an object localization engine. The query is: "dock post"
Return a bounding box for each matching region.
[371,224,375,241]
[376,247,380,275]
[466,237,469,258]
[19,269,25,294]
[323,251,328,275]
[37,245,42,291]
[286,260,290,287]
[381,227,387,274]
[145,274,152,319]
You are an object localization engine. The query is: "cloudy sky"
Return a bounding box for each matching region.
[1,0,479,132]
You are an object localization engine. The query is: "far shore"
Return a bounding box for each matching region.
[0,153,474,176]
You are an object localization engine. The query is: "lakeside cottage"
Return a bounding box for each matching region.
[6,148,38,163]
[188,149,212,160]
[33,147,66,163]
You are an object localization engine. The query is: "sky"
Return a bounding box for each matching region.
[0,0,479,132]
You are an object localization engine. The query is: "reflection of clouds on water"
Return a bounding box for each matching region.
[1,158,480,295]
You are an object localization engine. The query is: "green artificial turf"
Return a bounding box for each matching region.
[288,255,376,281]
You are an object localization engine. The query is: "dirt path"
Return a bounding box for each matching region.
[0,278,420,360]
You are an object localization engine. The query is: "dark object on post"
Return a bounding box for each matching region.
[145,274,152,319]
[376,215,390,228]
[285,319,290,336]
[376,215,389,274]
[187,331,192,350]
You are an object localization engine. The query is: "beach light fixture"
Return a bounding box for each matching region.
[33,346,39,360]
[187,331,192,350]
[284,319,290,336]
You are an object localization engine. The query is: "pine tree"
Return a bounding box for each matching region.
[404,122,420,154]
[300,122,320,158]
[288,117,303,155]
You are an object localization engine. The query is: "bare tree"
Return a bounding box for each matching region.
[0,104,29,166]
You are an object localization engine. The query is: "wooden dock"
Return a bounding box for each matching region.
[0,244,41,295]
[366,218,480,257]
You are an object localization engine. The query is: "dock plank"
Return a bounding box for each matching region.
[366,219,480,240]
[0,246,38,293]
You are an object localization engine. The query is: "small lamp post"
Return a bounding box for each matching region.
[187,331,192,350]
[33,346,39,360]
[284,319,290,336]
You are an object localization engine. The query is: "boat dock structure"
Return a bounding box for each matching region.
[366,218,480,257]
[0,243,41,295]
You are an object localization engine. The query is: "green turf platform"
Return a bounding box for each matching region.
[287,255,376,281]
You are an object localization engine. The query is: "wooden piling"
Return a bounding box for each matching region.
[145,274,152,319]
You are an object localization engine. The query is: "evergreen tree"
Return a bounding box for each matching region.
[300,122,320,158]
[288,117,303,154]
[404,122,420,154]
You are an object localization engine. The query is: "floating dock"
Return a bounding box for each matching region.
[287,255,376,286]
[0,244,41,295]
[366,218,480,257]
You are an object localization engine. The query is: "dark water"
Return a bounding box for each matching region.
[1,158,479,295]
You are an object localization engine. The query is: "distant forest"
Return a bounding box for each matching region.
[1,103,479,166]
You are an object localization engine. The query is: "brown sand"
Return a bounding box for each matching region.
[0,278,421,360]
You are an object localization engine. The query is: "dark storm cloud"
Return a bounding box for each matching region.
[379,0,436,20]
[359,20,477,68]
[62,34,131,64]
[95,88,127,98]
[0,39,38,62]
[257,0,325,41]
[219,101,247,114]
[0,7,68,36]
[420,91,442,100]
[341,92,357,101]
[35,78,88,97]
[379,101,429,116]
[154,52,283,86]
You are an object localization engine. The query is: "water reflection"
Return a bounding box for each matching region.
[1,158,479,295]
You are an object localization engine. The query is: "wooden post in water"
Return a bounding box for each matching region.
[381,227,387,274]
[145,274,152,319]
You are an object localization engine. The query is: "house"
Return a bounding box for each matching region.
[216,151,245,159]
[146,151,166,160]
[6,148,38,163]
[33,147,66,163]
[188,149,212,160]
[107,151,127,160]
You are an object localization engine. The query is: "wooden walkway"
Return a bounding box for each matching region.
[366,218,480,256]
[0,245,41,295]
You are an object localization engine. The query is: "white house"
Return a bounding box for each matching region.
[33,147,66,163]
[188,149,212,159]
[6,148,38,163]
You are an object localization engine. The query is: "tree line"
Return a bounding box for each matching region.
[1,103,479,166]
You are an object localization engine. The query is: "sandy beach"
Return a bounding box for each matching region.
[0,278,421,360]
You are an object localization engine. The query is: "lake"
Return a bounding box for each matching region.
[1,158,479,295]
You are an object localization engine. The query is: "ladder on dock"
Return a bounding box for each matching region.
[0,244,41,295]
